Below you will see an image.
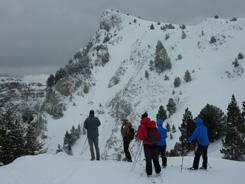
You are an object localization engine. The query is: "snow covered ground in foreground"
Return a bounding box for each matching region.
[0,152,244,184]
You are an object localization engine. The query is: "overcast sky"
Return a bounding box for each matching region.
[0,0,245,82]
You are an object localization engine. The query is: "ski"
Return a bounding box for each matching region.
[187,167,207,171]
[147,176,156,184]
[156,173,163,183]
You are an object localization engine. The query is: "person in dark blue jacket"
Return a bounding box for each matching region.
[156,119,167,168]
[187,117,209,170]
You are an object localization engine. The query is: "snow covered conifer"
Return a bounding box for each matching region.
[198,104,226,143]
[181,31,187,39]
[154,40,171,73]
[174,76,181,87]
[25,123,43,155]
[0,110,26,165]
[179,108,196,154]
[220,94,245,160]
[183,70,192,82]
[63,131,73,155]
[172,125,176,133]
[156,105,167,121]
[166,122,171,132]
[167,98,177,116]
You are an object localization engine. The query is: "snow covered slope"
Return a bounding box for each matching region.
[0,152,244,184]
[1,10,245,183]
[43,9,245,159]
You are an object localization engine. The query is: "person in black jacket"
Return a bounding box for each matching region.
[84,110,101,161]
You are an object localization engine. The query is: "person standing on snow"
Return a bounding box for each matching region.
[84,110,101,161]
[121,118,133,162]
[187,117,210,170]
[137,112,161,176]
[156,119,167,168]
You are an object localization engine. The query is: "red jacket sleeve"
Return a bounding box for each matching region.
[137,124,148,141]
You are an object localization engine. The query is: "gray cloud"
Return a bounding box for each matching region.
[0,0,245,79]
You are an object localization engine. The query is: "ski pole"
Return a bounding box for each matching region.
[131,142,140,171]
[208,162,212,169]
[131,141,142,171]
[81,137,88,155]
[181,155,184,172]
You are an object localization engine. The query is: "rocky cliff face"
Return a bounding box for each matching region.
[0,77,46,113]
[0,77,47,135]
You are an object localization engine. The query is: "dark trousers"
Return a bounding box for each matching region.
[157,145,167,167]
[144,144,161,175]
[123,140,132,161]
[193,145,208,169]
[88,137,100,160]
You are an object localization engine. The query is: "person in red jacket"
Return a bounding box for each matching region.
[137,112,161,176]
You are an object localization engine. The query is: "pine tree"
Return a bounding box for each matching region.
[56,144,63,154]
[170,133,173,140]
[172,125,176,133]
[220,94,245,160]
[198,104,226,142]
[164,75,169,80]
[174,76,181,87]
[183,70,192,82]
[178,108,196,155]
[166,98,177,116]
[237,52,244,60]
[156,105,167,121]
[154,40,171,73]
[242,102,245,133]
[145,70,149,79]
[169,108,195,156]
[150,24,155,30]
[63,131,73,155]
[25,123,43,155]
[181,31,187,39]
[0,110,26,165]
[149,60,155,71]
[46,74,55,88]
[166,122,171,132]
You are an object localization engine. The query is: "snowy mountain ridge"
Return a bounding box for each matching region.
[1,9,245,184]
[1,9,245,163]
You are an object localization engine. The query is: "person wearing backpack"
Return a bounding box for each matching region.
[121,118,133,162]
[156,119,167,168]
[187,117,210,170]
[137,112,161,176]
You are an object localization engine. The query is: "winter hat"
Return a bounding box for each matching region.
[141,112,148,119]
[195,118,203,125]
[89,110,95,115]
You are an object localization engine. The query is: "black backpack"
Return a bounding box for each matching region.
[129,126,135,140]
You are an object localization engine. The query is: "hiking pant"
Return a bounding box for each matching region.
[193,145,208,169]
[123,140,132,161]
[88,137,100,160]
[144,144,161,175]
[157,145,167,167]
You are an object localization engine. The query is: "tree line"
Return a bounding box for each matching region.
[167,94,245,161]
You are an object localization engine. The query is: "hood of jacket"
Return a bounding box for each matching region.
[156,119,163,127]
[140,117,150,125]
[195,118,203,127]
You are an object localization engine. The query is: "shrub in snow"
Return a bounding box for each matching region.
[237,52,244,60]
[174,76,181,87]
[183,70,192,82]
